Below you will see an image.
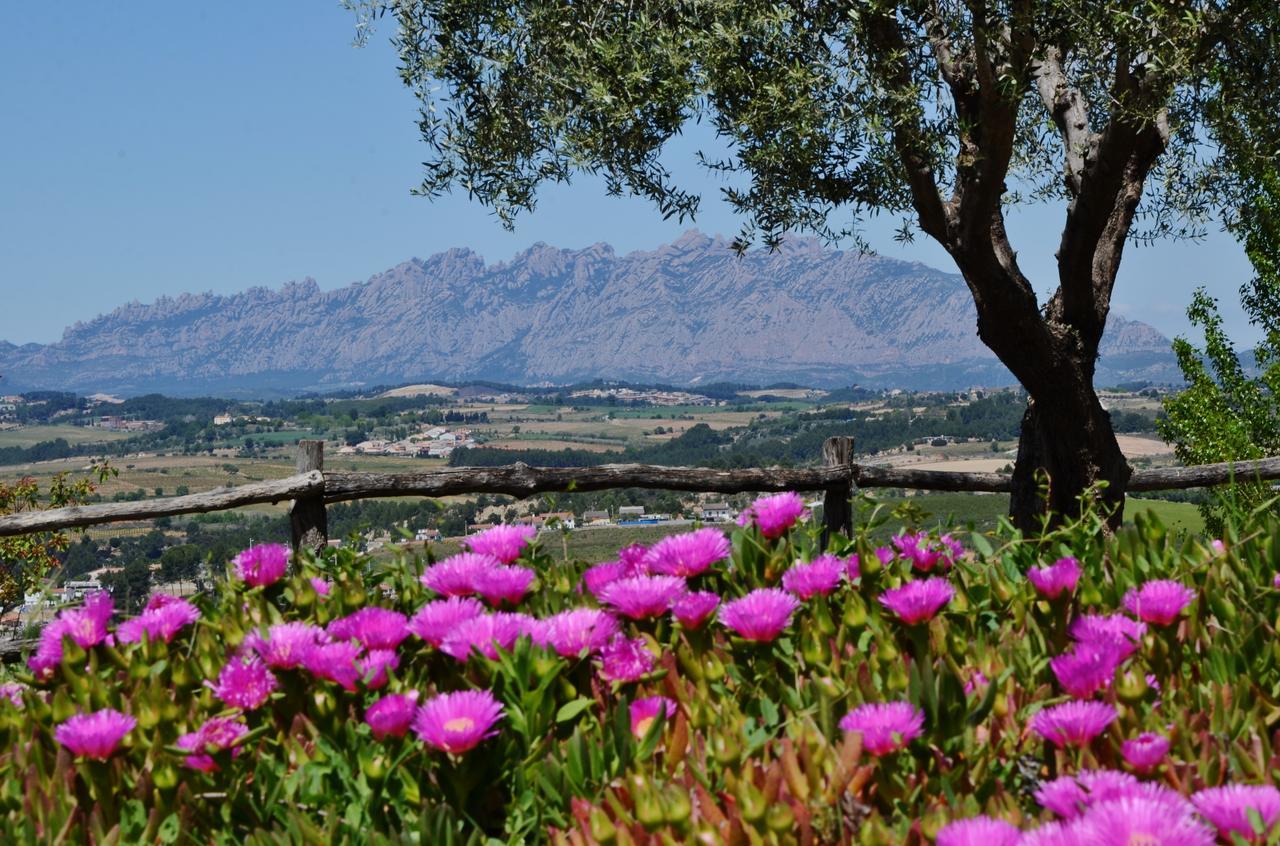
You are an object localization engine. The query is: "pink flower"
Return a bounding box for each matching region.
[1029,701,1116,748]
[1049,641,1125,699]
[470,565,536,606]
[1121,732,1170,773]
[420,552,500,596]
[617,543,649,571]
[234,543,289,587]
[1123,580,1196,626]
[845,554,861,581]
[838,701,925,756]
[737,492,808,539]
[1033,771,1181,820]
[642,528,730,577]
[413,689,504,754]
[1273,572,1280,590]
[544,609,619,658]
[629,696,677,738]
[176,716,249,772]
[208,655,278,710]
[439,613,536,662]
[1027,557,1082,599]
[1191,785,1280,842]
[718,588,801,642]
[116,596,200,644]
[357,648,400,689]
[598,635,654,683]
[246,622,324,670]
[28,619,70,679]
[327,607,410,650]
[878,578,954,625]
[1035,775,1091,818]
[935,817,1021,846]
[0,682,23,708]
[874,546,895,567]
[62,591,115,649]
[303,639,364,690]
[464,524,537,564]
[310,576,331,598]
[1074,797,1213,846]
[1211,538,1226,555]
[892,532,950,572]
[671,591,720,629]
[1070,614,1147,659]
[781,555,846,599]
[365,691,420,740]
[408,597,487,647]
[599,575,686,619]
[582,561,629,598]
[54,708,136,760]
[1017,821,1081,846]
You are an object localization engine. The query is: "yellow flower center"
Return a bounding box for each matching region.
[444,717,475,733]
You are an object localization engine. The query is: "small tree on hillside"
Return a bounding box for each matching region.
[350,0,1280,528]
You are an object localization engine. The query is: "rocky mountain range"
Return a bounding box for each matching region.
[0,231,1178,396]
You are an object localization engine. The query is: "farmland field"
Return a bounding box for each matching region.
[0,424,131,447]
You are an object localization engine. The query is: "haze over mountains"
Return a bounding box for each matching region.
[0,231,1177,397]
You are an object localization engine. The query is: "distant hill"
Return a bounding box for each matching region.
[0,231,1178,396]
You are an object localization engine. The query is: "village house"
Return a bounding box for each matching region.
[582,510,611,526]
[697,502,734,522]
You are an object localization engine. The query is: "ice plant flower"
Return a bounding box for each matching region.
[781,554,846,599]
[1049,642,1125,699]
[176,716,249,772]
[1191,785,1280,842]
[364,691,420,740]
[463,523,537,564]
[544,608,619,657]
[209,655,278,710]
[1029,701,1116,748]
[582,561,629,598]
[629,696,677,738]
[838,701,925,756]
[310,576,331,598]
[1070,614,1147,659]
[617,543,650,571]
[935,817,1021,846]
[1035,776,1091,818]
[62,590,115,649]
[1123,580,1196,626]
[408,597,487,647]
[1074,796,1214,846]
[1120,732,1170,773]
[116,595,200,644]
[357,649,400,689]
[737,491,808,539]
[54,708,136,760]
[246,622,324,670]
[28,619,70,679]
[1027,557,1082,599]
[846,554,861,581]
[327,607,411,650]
[302,640,363,691]
[420,552,501,596]
[718,588,801,642]
[599,575,686,619]
[878,578,954,625]
[671,591,720,629]
[1017,821,1081,846]
[598,635,655,683]
[470,564,536,606]
[892,532,945,572]
[1032,771,1175,820]
[439,613,536,661]
[642,528,730,577]
[413,689,504,754]
[234,543,289,587]
[0,682,22,708]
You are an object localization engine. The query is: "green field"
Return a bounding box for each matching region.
[0,424,132,448]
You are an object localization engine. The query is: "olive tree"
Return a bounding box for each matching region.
[350,0,1280,528]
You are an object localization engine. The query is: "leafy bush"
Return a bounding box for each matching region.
[2,493,1280,844]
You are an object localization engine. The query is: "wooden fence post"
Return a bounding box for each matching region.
[821,436,855,548]
[290,440,328,555]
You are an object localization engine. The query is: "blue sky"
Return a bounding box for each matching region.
[0,2,1260,348]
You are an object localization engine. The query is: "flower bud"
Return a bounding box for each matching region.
[843,593,867,628]
[589,807,617,844]
[735,778,767,824]
[765,803,794,833]
[1115,669,1149,704]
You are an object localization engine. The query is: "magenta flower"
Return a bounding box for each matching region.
[234,543,289,587]
[0,682,23,708]
[413,689,504,755]
[28,619,70,679]
[935,817,1021,846]
[878,578,954,625]
[1049,642,1125,699]
[1120,732,1170,772]
[408,596,487,647]
[117,596,200,645]
[1192,785,1280,842]
[874,546,895,567]
[420,552,500,596]
[357,648,400,689]
[1070,614,1147,659]
[439,613,535,661]
[1123,580,1196,626]
[464,523,537,564]
[1029,701,1116,748]
[598,635,655,683]
[781,555,846,599]
[327,607,410,650]
[365,691,420,740]
[599,575,686,619]
[310,576,331,597]
[1075,797,1214,846]
[209,655,278,710]
[62,591,115,649]
[582,561,629,598]
[892,532,950,572]
[1274,572,1280,590]
[1017,821,1081,846]
[1034,771,1178,819]
[544,609,620,658]
[629,696,677,738]
[642,528,730,577]
[176,716,249,772]
[54,708,136,760]
[838,701,925,756]
[470,565,536,606]
[1036,776,1091,818]
[671,591,720,629]
[302,639,363,691]
[846,554,861,581]
[1027,557,1082,599]
[246,622,323,670]
[719,588,801,642]
[738,492,808,539]
[617,543,649,571]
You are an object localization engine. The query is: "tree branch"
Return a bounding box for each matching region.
[1032,46,1095,197]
